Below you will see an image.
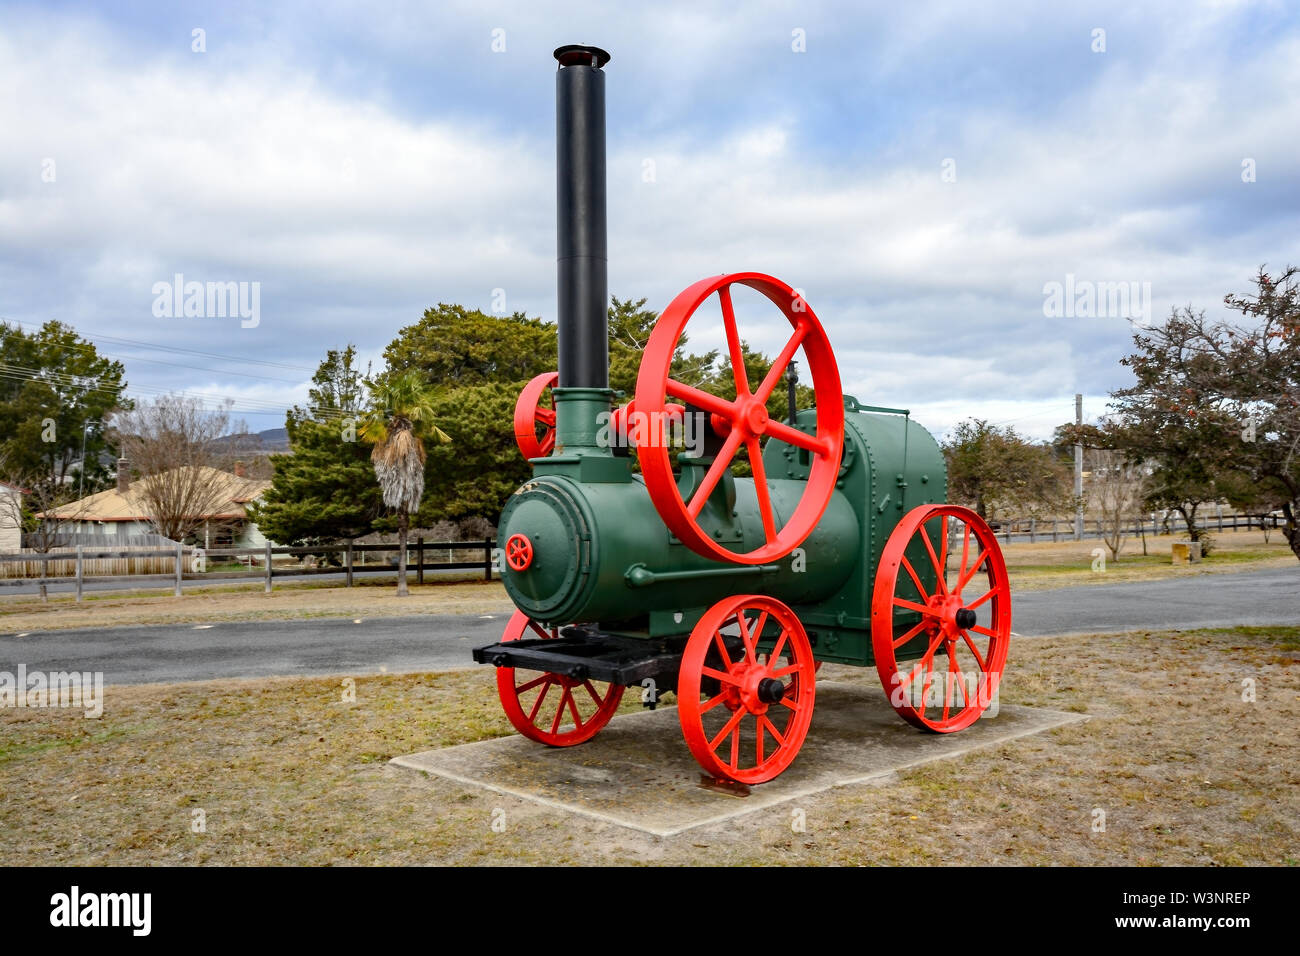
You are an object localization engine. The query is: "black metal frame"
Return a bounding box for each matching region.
[473,624,684,687]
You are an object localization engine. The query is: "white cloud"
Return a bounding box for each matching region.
[1,4,1298,440]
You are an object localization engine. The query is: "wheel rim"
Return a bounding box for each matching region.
[871,505,1011,732]
[496,611,624,746]
[514,371,559,460]
[635,273,844,564]
[678,594,816,783]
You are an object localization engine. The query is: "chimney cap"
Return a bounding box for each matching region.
[554,45,610,69]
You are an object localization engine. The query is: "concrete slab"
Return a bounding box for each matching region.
[391,681,1087,837]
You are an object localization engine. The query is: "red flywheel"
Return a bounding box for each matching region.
[635,273,844,564]
[514,371,558,459]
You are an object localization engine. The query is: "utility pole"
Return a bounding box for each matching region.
[1073,394,1083,541]
[78,420,101,501]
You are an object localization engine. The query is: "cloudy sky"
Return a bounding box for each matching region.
[2,0,1297,439]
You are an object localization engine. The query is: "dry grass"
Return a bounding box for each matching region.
[1,625,1295,865]
[1004,528,1294,591]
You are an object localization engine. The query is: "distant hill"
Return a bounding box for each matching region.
[211,428,290,453]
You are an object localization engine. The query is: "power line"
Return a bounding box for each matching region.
[0,363,349,421]
[1,317,320,374]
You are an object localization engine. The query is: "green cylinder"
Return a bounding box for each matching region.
[498,472,860,631]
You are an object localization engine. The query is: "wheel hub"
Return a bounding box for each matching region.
[926,593,977,641]
[720,659,790,715]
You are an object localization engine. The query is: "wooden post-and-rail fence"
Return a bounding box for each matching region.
[0,538,496,601]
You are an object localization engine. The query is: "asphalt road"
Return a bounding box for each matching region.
[1,567,1295,686]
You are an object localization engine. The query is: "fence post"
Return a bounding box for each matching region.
[1052,519,1058,543]
[417,536,424,586]
[174,541,183,597]
[75,545,84,603]
[484,537,493,581]
[264,541,273,593]
[346,540,354,588]
[1029,518,1036,543]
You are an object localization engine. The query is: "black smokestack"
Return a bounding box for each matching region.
[554,44,610,390]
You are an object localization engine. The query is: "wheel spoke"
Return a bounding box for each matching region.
[549,689,569,734]
[920,523,947,595]
[515,674,549,694]
[712,630,734,668]
[582,680,603,707]
[891,619,928,650]
[709,707,746,753]
[665,379,737,420]
[920,653,936,717]
[565,688,583,728]
[686,429,744,518]
[702,665,741,686]
[700,689,730,714]
[970,624,998,639]
[959,524,971,582]
[536,407,555,425]
[892,596,932,616]
[939,515,950,590]
[736,611,757,664]
[943,649,957,721]
[955,549,990,593]
[526,680,553,722]
[747,438,778,542]
[760,714,786,747]
[899,633,947,689]
[526,621,552,640]
[900,555,929,603]
[965,587,996,611]
[754,322,809,404]
[764,418,828,455]
[730,722,741,770]
[961,631,988,671]
[718,286,751,398]
[767,624,787,662]
[756,718,765,765]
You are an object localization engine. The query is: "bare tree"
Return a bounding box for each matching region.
[0,453,91,602]
[1087,448,1149,562]
[109,395,238,542]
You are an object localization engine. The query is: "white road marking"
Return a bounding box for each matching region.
[193,625,214,630]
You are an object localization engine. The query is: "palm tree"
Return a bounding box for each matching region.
[360,370,450,596]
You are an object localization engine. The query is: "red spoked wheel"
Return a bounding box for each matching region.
[514,372,559,459]
[635,273,844,564]
[496,611,624,746]
[871,504,1011,733]
[678,594,816,783]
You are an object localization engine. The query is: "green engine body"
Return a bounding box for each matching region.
[497,389,946,666]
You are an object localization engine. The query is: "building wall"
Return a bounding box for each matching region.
[236,521,269,549]
[0,489,21,552]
